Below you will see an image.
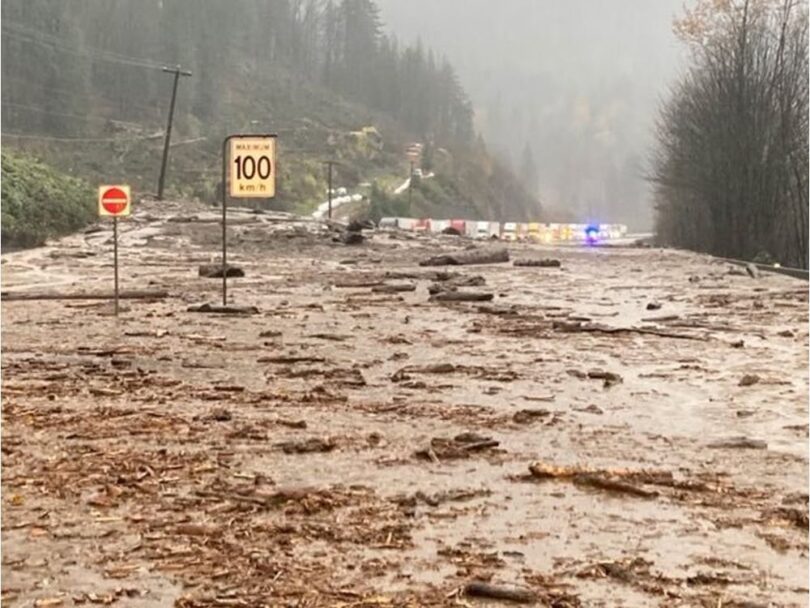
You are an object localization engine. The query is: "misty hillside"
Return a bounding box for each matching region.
[1,0,539,227]
[376,0,686,229]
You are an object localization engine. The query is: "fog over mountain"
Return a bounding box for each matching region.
[376,0,687,228]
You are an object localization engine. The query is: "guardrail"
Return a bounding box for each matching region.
[720,257,809,281]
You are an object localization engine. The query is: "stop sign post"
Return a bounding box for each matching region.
[98,185,131,316]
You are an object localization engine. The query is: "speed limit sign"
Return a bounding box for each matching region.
[228,135,276,198]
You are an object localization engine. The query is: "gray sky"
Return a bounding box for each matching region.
[376,0,688,228]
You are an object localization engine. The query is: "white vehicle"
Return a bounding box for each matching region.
[378,217,398,229]
[413,168,423,178]
[336,187,348,197]
[501,222,518,241]
[475,221,491,239]
[464,220,478,238]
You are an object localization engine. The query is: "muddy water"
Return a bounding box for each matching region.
[2,200,807,607]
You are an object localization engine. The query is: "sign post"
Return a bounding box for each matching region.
[98,185,132,316]
[221,134,277,305]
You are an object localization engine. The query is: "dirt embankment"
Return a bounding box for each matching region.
[2,200,808,607]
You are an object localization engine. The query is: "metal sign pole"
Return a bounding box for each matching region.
[221,136,230,306]
[113,216,119,316]
[220,133,277,307]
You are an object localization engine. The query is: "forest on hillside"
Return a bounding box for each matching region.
[2,0,542,225]
[1,0,473,145]
[651,0,808,268]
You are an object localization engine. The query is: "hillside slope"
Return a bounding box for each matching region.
[1,151,95,249]
[1,1,540,223]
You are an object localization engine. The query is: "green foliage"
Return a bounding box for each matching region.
[1,151,95,249]
[367,181,410,221]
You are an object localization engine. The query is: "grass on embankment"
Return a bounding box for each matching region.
[1,150,95,250]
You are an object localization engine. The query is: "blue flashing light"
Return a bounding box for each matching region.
[585,225,599,245]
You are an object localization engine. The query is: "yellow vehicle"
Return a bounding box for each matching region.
[527,222,542,241]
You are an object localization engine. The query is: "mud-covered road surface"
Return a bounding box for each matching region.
[2,200,808,607]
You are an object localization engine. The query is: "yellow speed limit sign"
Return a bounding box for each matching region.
[229,135,276,198]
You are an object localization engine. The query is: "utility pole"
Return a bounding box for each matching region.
[157,65,192,201]
[323,160,337,219]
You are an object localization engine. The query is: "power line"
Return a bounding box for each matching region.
[2,21,166,70]
[1,101,143,127]
[1,132,161,143]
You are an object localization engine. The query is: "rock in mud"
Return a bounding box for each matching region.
[347,219,375,232]
[334,231,366,245]
[739,374,760,387]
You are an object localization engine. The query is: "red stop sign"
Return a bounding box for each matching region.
[100,186,129,216]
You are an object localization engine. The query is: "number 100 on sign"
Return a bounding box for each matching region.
[229,137,276,198]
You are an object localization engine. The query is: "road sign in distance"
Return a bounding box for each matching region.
[229,136,276,198]
[99,185,131,217]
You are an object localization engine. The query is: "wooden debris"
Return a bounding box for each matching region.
[586,369,623,388]
[512,409,550,424]
[187,303,259,314]
[416,433,500,461]
[2,289,169,302]
[464,581,537,604]
[431,291,494,302]
[371,283,417,293]
[513,258,561,268]
[553,320,707,341]
[574,474,658,498]
[277,437,336,454]
[707,436,768,449]
[257,356,326,364]
[528,462,658,499]
[419,248,509,267]
[198,264,245,278]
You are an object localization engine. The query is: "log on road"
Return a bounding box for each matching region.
[199,264,245,278]
[2,289,169,302]
[431,291,494,302]
[371,283,417,293]
[187,303,259,315]
[464,581,537,604]
[419,248,509,267]
[513,258,561,268]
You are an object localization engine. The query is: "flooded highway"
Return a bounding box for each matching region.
[2,200,807,607]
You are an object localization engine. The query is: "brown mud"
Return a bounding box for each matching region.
[2,200,807,607]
